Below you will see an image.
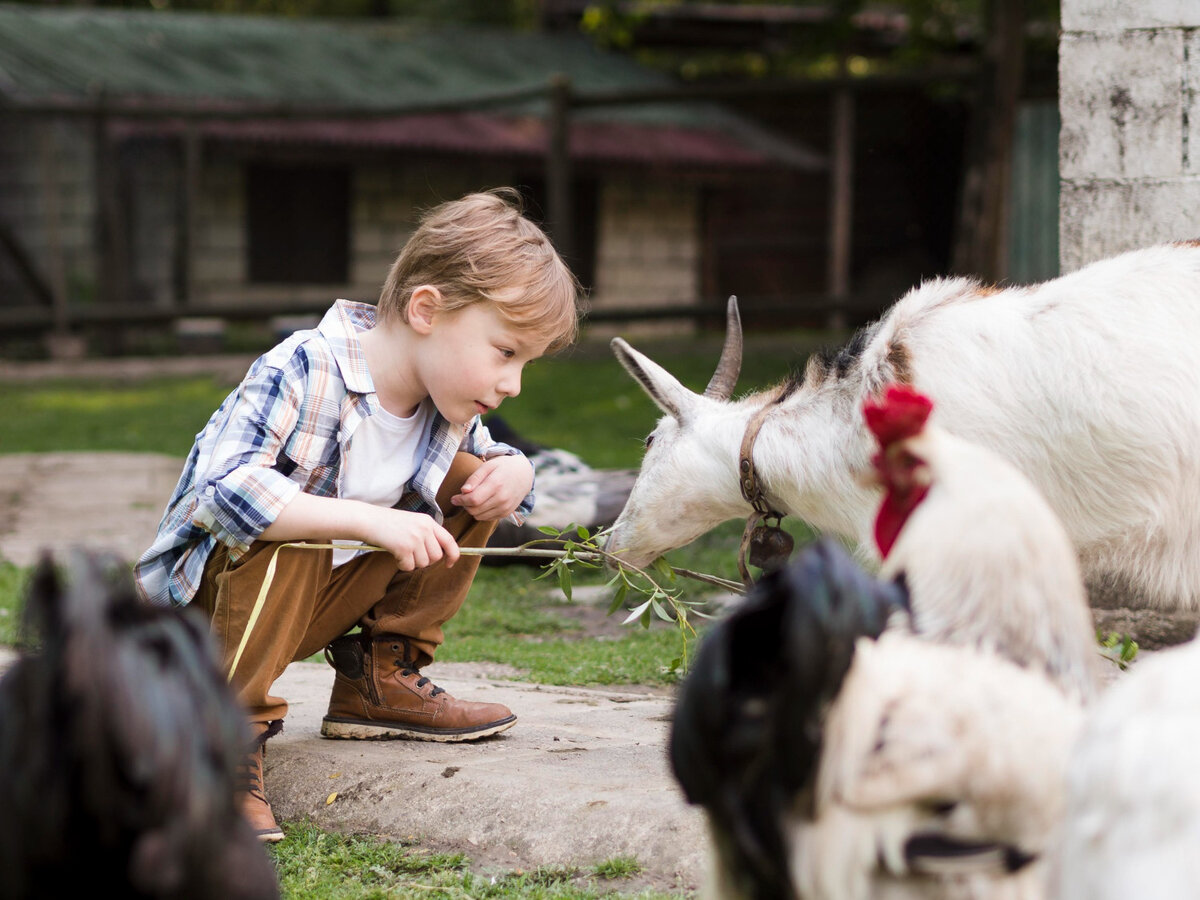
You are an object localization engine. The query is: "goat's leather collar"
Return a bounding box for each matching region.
[738,401,781,515]
[737,399,792,585]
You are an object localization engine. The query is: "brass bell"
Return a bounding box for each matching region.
[748,519,794,571]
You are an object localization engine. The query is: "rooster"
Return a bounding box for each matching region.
[864,383,1102,700]
[0,550,279,900]
[671,538,1085,900]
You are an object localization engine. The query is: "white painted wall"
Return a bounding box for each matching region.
[1059,0,1200,270]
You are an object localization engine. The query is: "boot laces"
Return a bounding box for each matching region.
[389,639,445,696]
[237,720,282,800]
[237,748,267,801]
[401,665,445,696]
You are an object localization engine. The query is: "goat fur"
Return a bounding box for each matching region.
[609,242,1200,608]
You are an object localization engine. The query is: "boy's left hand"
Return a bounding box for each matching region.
[450,454,534,521]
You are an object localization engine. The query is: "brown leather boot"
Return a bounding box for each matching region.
[320,633,516,742]
[237,720,284,843]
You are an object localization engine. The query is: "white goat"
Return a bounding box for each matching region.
[608,242,1200,608]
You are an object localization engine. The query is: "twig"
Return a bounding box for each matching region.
[226,534,733,680]
[669,567,745,593]
[461,547,745,593]
[458,546,603,562]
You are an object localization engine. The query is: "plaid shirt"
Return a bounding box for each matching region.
[134,299,531,608]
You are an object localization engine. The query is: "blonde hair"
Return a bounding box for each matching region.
[379,188,581,351]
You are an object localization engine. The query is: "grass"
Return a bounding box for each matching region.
[591,856,644,880]
[0,560,28,646]
[269,822,681,899]
[0,375,235,456]
[0,331,832,463]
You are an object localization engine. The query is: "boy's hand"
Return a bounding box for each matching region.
[450,454,534,521]
[364,506,460,571]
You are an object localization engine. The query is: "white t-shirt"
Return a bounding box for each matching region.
[333,399,432,566]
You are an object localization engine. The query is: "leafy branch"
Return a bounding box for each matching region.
[1097,631,1139,670]
[462,524,742,674]
[260,532,742,676]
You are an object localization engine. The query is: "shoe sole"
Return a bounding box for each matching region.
[256,828,285,844]
[319,714,517,742]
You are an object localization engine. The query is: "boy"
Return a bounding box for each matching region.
[135,188,580,842]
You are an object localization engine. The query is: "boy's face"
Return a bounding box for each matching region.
[417,301,549,426]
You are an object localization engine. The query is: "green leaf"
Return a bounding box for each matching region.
[607,582,629,615]
[537,525,562,536]
[576,524,590,540]
[651,557,676,583]
[639,607,652,629]
[622,598,652,625]
[650,599,674,622]
[557,564,573,603]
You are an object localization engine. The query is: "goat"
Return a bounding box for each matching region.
[607,243,1200,609]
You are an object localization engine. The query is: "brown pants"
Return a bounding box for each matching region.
[193,453,497,723]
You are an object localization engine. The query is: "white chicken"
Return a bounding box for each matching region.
[864,383,1102,700]
[795,631,1084,900]
[1049,629,1200,899]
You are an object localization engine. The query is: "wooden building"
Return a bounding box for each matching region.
[0,3,824,350]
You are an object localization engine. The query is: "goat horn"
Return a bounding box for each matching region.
[703,296,743,400]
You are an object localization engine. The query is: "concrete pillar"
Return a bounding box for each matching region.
[1059,0,1200,270]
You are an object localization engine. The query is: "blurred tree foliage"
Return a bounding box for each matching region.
[24,1,1060,82]
[575,0,1061,82]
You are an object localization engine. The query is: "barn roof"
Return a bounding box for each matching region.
[0,4,822,170]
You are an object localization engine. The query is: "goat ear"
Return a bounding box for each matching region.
[611,338,698,421]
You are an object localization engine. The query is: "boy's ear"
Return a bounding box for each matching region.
[407,285,442,335]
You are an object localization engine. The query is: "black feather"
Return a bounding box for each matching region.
[0,549,279,899]
[669,538,908,900]
[904,833,1038,876]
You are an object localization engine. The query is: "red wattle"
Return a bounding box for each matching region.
[874,484,929,558]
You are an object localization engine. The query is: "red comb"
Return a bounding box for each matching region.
[863,384,933,446]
